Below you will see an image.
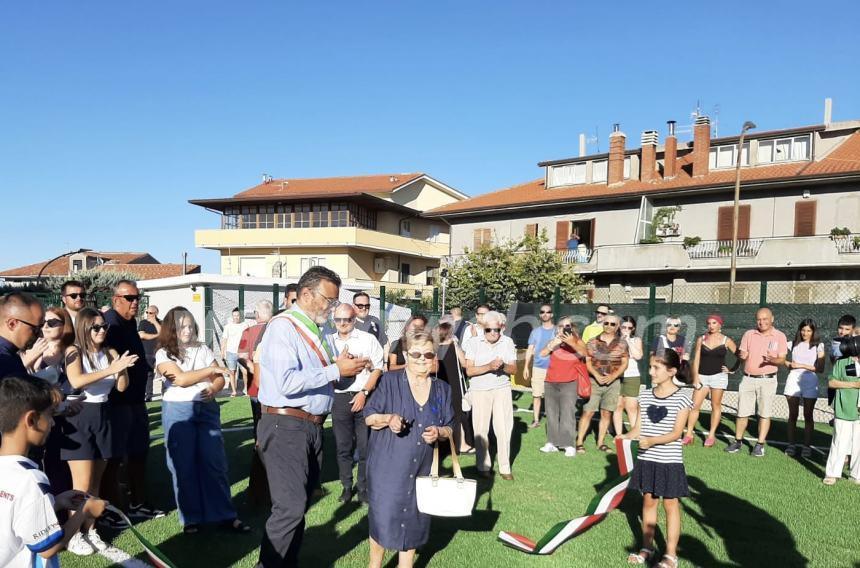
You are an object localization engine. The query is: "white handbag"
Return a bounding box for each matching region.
[416,437,477,517]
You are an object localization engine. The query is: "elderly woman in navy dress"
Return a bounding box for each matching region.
[364,330,454,568]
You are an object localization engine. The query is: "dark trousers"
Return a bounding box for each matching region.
[331,392,368,493]
[257,414,323,568]
[250,397,262,441]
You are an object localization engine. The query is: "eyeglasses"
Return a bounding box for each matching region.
[540,310,552,314]
[603,322,618,327]
[43,319,64,329]
[667,323,681,328]
[407,351,436,360]
[115,294,141,303]
[313,290,340,310]
[484,328,502,333]
[354,303,371,309]
[90,324,110,333]
[63,293,85,300]
[16,318,43,335]
[334,317,355,324]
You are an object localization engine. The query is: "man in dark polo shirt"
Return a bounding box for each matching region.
[137,305,161,402]
[0,292,44,380]
[101,280,164,524]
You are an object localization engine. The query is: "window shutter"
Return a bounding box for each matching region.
[555,221,570,250]
[794,200,817,237]
[525,223,538,238]
[717,205,750,240]
[473,229,482,250]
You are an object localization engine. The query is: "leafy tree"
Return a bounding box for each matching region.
[445,230,589,311]
[45,268,140,296]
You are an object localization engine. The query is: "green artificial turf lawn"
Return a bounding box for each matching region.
[59,394,859,568]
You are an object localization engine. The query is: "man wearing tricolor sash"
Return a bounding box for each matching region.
[255,267,370,568]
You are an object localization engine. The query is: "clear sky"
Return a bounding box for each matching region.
[2,1,859,272]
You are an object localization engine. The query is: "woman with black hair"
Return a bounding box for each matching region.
[782,318,824,458]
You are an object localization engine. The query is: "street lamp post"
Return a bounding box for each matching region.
[728,121,756,303]
[37,248,92,285]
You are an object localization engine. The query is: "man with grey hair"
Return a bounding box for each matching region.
[464,310,518,481]
[240,299,275,414]
[326,303,384,504]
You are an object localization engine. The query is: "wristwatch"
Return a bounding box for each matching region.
[361,389,371,397]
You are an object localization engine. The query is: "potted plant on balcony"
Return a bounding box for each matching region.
[682,236,702,249]
[717,244,733,255]
[653,206,682,238]
[830,226,851,240]
[853,236,860,251]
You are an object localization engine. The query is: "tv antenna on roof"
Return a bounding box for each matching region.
[589,126,600,153]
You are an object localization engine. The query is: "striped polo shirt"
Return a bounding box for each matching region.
[638,388,692,464]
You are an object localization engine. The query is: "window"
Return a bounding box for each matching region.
[473,228,492,249]
[400,220,412,237]
[709,143,750,169]
[223,206,239,229]
[241,206,257,229]
[757,134,810,164]
[426,266,439,286]
[549,162,586,186]
[300,256,325,274]
[428,224,441,242]
[399,263,411,284]
[524,223,538,238]
[259,205,275,228]
[72,260,83,273]
[330,203,348,227]
[794,200,817,237]
[717,205,751,241]
[276,205,292,228]
[312,203,329,227]
[592,160,608,183]
[348,204,377,230]
[294,204,311,228]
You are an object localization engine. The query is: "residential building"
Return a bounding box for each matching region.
[190,173,467,291]
[0,250,200,284]
[427,105,860,303]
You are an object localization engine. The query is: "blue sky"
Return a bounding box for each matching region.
[2,1,859,272]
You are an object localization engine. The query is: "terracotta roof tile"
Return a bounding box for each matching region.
[1,251,173,278]
[98,264,200,279]
[234,173,425,199]
[430,131,860,215]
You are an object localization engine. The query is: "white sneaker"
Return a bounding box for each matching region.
[85,529,109,551]
[539,443,559,453]
[564,447,577,457]
[67,532,96,556]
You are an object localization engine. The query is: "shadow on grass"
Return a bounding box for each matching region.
[682,476,808,568]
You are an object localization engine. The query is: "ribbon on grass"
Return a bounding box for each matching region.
[498,437,638,555]
[106,505,179,568]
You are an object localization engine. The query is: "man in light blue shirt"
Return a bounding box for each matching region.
[256,267,368,568]
[524,304,555,428]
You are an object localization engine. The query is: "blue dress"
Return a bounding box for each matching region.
[364,370,454,551]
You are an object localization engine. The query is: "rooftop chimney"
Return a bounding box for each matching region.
[579,133,587,157]
[693,115,711,177]
[640,130,659,182]
[607,123,626,185]
[664,120,678,179]
[824,97,833,125]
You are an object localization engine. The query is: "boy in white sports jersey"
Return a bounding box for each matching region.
[0,375,106,567]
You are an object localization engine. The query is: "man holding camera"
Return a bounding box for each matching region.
[823,335,860,485]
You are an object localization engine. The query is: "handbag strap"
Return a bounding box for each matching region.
[430,437,464,480]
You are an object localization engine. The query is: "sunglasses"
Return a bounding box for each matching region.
[43,319,65,329]
[596,311,609,316]
[90,324,110,333]
[667,323,681,328]
[334,317,355,324]
[603,322,618,327]
[540,310,552,314]
[484,328,502,333]
[115,294,141,303]
[407,351,436,360]
[16,318,43,334]
[354,303,371,309]
[64,293,85,300]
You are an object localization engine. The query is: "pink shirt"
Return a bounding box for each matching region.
[739,327,788,375]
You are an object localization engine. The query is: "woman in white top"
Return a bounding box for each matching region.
[156,307,250,534]
[614,316,643,437]
[63,307,136,556]
[783,318,825,458]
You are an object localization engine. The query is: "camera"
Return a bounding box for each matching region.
[847,362,858,377]
[563,325,572,335]
[839,335,860,358]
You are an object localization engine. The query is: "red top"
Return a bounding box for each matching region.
[546,343,588,383]
[239,323,267,397]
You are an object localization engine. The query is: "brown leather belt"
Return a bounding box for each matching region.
[261,405,327,425]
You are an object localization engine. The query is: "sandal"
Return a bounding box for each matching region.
[627,547,655,565]
[656,554,678,568]
[576,445,585,455]
[183,524,200,534]
[220,519,251,533]
[681,435,694,446]
[703,436,716,447]
[823,477,837,486]
[598,444,612,453]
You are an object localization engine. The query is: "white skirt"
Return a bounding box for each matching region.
[783,369,819,399]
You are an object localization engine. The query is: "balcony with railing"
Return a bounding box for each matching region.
[832,234,860,254]
[685,239,764,260]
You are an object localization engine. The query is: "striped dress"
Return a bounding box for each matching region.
[629,387,692,498]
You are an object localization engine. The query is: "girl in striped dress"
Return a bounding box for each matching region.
[624,349,692,568]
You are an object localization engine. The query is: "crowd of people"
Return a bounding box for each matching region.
[1,273,860,568]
